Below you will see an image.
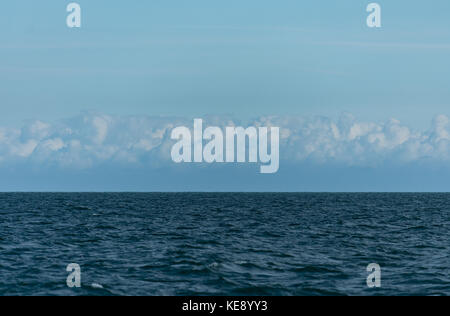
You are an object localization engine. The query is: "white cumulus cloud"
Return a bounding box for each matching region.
[0,112,450,169]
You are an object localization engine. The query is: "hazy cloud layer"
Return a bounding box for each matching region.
[1,112,450,169]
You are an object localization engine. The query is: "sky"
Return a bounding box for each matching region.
[1,1,450,191]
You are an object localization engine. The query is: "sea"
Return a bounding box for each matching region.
[0,193,448,296]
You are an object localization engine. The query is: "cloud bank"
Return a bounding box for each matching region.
[1,112,450,169]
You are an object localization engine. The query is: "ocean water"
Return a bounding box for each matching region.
[0,193,448,296]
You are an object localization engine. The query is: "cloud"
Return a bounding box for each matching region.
[1,112,450,170]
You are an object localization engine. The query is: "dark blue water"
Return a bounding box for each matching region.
[0,193,448,296]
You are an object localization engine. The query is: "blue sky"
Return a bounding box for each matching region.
[1,1,450,126]
[1,1,450,191]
